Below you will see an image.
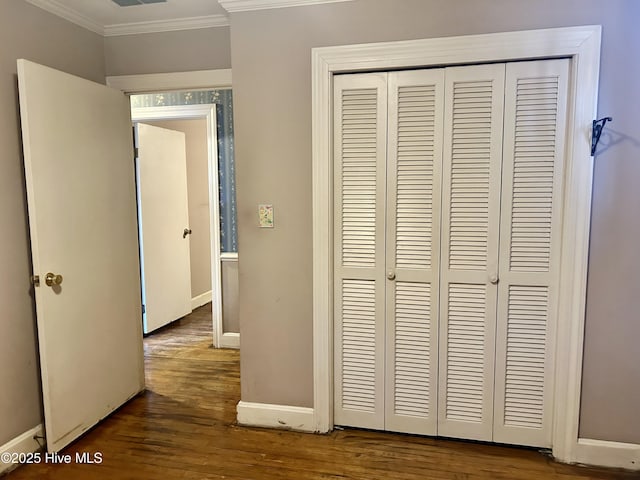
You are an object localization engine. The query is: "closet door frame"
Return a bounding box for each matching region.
[312,26,601,465]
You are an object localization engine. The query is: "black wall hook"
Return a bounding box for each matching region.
[591,117,613,156]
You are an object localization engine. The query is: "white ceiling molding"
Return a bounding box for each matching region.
[104,14,229,36]
[218,0,354,13]
[24,0,229,36]
[25,0,104,35]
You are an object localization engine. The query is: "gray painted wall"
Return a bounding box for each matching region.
[230,0,640,443]
[104,27,232,76]
[0,1,106,446]
[147,119,212,299]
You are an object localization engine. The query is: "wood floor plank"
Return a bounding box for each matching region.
[3,304,636,479]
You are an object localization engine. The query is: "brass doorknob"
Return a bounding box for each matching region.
[45,272,63,287]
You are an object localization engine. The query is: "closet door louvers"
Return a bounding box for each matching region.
[384,70,444,435]
[334,73,388,429]
[332,60,567,447]
[493,59,569,448]
[438,64,505,441]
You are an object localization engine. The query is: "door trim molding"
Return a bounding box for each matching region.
[311,25,601,465]
[106,69,232,94]
[132,104,225,348]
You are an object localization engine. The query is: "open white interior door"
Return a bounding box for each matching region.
[135,123,192,334]
[17,59,145,453]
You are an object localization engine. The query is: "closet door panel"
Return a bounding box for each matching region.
[493,59,569,447]
[334,73,388,429]
[384,70,444,435]
[438,64,505,441]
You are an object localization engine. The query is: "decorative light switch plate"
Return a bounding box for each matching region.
[258,204,274,228]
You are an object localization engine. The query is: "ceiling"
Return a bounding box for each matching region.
[25,0,230,36]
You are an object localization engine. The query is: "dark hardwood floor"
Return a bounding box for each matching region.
[4,305,636,479]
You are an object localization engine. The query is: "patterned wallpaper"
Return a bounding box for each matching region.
[131,90,238,253]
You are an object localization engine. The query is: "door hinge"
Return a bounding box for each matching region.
[142,304,145,314]
[134,147,139,158]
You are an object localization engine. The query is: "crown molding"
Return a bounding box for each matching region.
[104,14,229,36]
[24,0,229,37]
[218,0,353,13]
[25,0,104,35]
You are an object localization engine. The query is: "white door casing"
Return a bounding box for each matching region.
[131,106,228,348]
[17,59,145,452]
[107,69,232,94]
[136,123,193,334]
[313,26,601,464]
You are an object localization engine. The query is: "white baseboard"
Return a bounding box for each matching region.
[0,425,44,475]
[191,290,212,310]
[573,438,640,471]
[237,401,315,432]
[220,332,240,349]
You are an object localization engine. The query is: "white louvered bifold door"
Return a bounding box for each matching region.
[493,59,569,448]
[384,70,444,435]
[438,64,505,441]
[334,73,388,429]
